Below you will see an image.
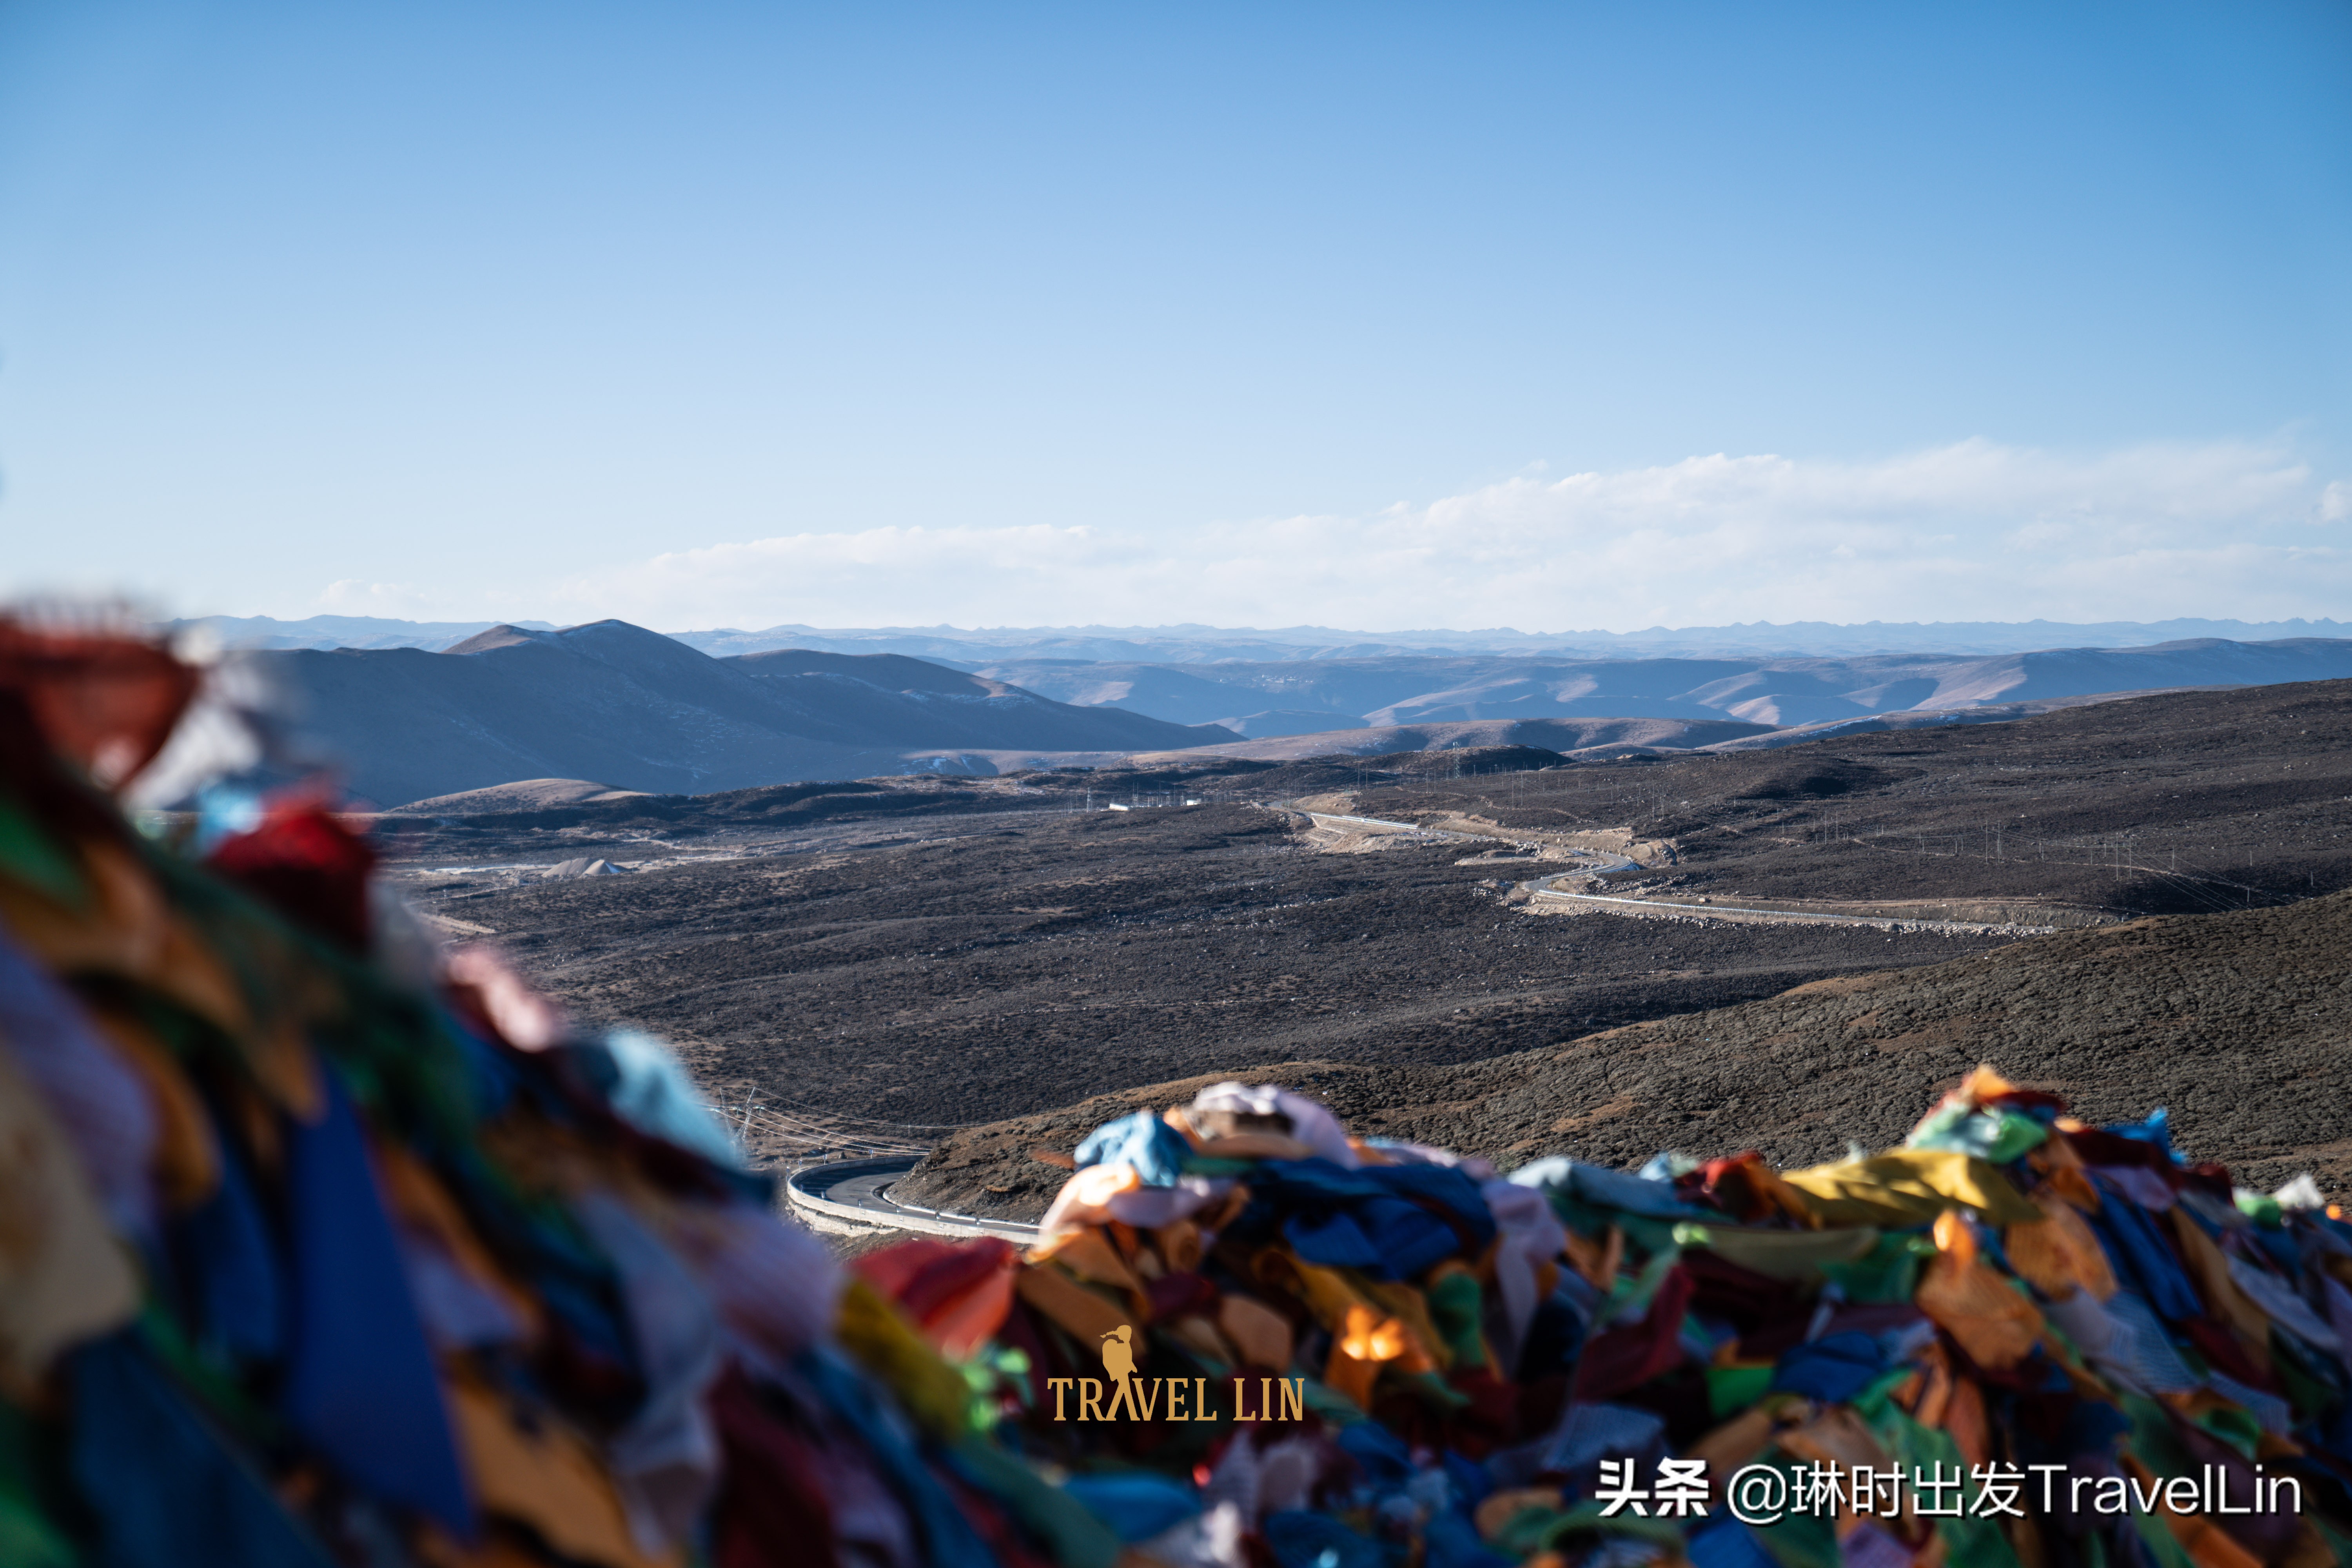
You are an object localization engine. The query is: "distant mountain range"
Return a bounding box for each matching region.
[173,612,2352,661]
[259,621,1228,806]
[209,614,2352,804]
[975,637,2352,733]
[175,613,561,650]
[667,616,2352,661]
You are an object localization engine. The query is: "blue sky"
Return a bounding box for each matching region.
[2,1,2348,632]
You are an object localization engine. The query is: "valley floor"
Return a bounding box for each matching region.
[385,804,2007,1145]
[367,676,2352,1205]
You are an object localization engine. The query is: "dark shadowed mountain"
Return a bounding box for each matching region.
[261,621,1230,806]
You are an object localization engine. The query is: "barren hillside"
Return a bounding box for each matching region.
[900,887,2352,1220]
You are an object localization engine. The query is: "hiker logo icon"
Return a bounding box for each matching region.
[1100,1324,1136,1384]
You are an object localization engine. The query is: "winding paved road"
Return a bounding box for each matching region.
[788,1155,1041,1241]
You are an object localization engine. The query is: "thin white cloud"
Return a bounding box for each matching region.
[494,438,2351,631]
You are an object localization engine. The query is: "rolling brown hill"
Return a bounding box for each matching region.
[897,888,2352,1221]
[1333,676,2352,920]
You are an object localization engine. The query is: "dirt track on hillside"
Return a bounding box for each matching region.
[374,679,2352,1200]
[413,805,2007,1135]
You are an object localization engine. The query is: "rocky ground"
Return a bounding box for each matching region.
[899,887,2352,1218]
[366,676,2352,1202]
[381,801,2007,1131]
